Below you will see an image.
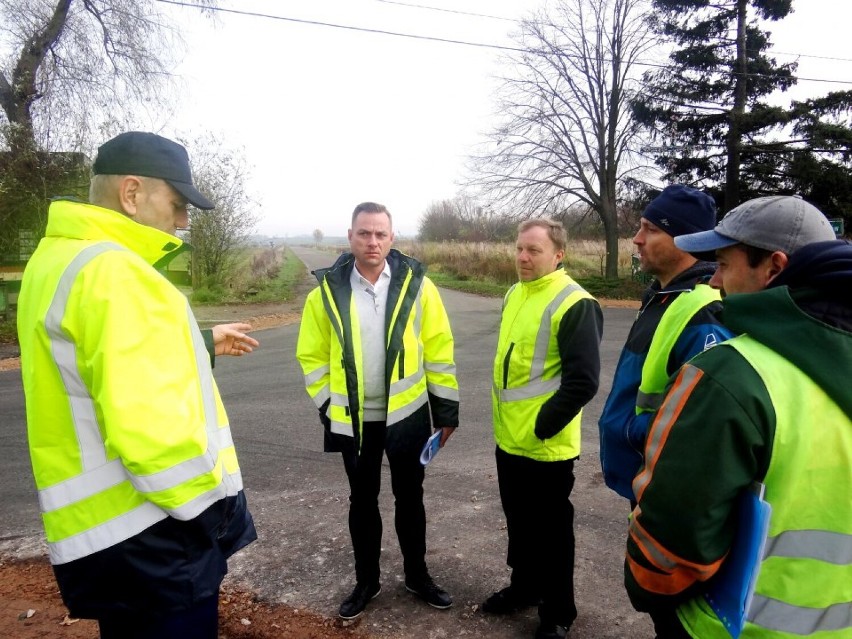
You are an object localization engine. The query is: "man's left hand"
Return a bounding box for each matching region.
[437,426,456,448]
[212,323,259,357]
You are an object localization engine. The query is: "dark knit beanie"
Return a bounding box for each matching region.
[642,185,717,238]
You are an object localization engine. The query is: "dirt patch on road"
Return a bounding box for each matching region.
[0,558,375,639]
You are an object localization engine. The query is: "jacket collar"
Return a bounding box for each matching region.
[644,260,717,304]
[520,266,568,291]
[47,198,186,266]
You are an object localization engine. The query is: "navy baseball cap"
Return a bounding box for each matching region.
[93,132,214,210]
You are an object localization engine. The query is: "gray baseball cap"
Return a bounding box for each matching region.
[674,195,836,255]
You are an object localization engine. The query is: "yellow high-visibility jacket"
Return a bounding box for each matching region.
[678,336,852,638]
[17,199,254,616]
[296,249,459,452]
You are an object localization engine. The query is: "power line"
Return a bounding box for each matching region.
[156,0,852,86]
[770,49,852,64]
[375,0,852,64]
[375,0,516,23]
[157,0,525,52]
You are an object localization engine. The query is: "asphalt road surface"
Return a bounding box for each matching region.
[0,247,653,638]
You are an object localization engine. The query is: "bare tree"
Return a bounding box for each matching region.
[0,0,214,155]
[469,0,655,278]
[0,0,214,258]
[418,199,466,242]
[185,134,260,289]
[312,228,324,246]
[418,196,515,242]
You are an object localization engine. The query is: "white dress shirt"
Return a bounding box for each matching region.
[350,261,391,421]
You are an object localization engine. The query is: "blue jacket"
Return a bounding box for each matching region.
[598,261,734,499]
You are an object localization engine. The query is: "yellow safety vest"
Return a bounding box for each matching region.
[18,200,244,565]
[492,268,594,462]
[636,284,722,413]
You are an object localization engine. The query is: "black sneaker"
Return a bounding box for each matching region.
[535,623,568,639]
[338,582,381,620]
[481,586,541,614]
[405,575,453,609]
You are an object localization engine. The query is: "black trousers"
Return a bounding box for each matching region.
[341,421,428,585]
[97,593,217,639]
[496,446,577,628]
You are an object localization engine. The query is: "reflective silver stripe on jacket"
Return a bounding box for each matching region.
[496,377,561,402]
[412,287,424,368]
[38,427,236,512]
[304,365,331,407]
[45,244,118,471]
[427,381,460,401]
[744,529,852,634]
[329,392,353,436]
[500,283,581,401]
[387,390,428,426]
[49,502,167,565]
[763,529,852,565]
[636,389,664,411]
[424,362,460,400]
[425,361,456,375]
[187,308,239,498]
[330,420,354,436]
[310,385,331,408]
[749,594,852,635]
[529,284,581,379]
[39,242,232,563]
[390,367,424,396]
[304,364,330,387]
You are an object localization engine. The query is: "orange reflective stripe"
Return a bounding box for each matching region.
[628,516,724,595]
[626,555,703,595]
[633,365,703,501]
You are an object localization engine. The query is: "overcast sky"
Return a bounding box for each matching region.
[165,0,852,238]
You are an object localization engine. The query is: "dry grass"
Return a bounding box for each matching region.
[397,239,636,285]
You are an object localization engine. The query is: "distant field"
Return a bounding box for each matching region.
[396,239,644,300]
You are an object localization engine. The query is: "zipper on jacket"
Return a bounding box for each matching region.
[398,349,405,379]
[502,343,515,390]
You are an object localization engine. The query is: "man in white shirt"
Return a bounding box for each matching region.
[297,202,460,620]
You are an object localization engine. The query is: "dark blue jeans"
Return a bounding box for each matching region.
[341,421,428,585]
[496,446,577,628]
[97,593,218,639]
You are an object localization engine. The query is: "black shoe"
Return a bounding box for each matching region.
[405,575,453,609]
[535,623,568,639]
[481,586,541,614]
[338,582,381,620]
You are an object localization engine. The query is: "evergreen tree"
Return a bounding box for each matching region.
[634,0,852,227]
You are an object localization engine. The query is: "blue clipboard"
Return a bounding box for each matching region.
[704,482,772,638]
[419,430,442,466]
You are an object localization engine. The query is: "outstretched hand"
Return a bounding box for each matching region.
[212,322,259,357]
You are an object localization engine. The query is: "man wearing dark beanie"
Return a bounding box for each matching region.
[598,185,734,505]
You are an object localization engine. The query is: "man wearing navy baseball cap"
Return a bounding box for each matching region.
[17,132,259,639]
[598,185,734,505]
[93,131,214,211]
